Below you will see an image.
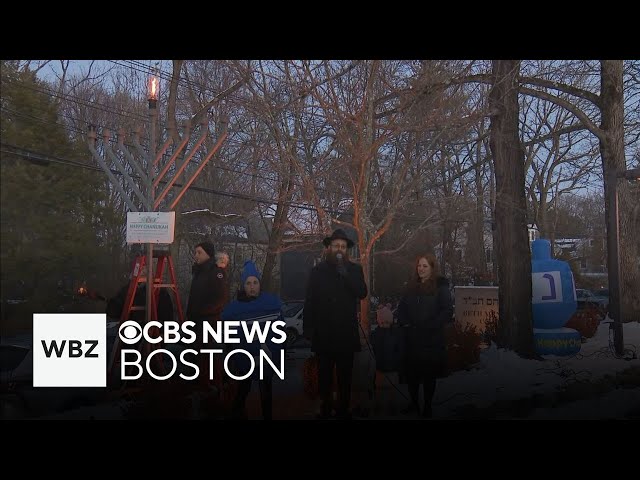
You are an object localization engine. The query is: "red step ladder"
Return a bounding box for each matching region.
[108,250,184,379]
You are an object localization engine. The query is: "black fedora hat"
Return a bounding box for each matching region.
[323,228,354,248]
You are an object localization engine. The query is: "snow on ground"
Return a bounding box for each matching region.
[433,321,640,418]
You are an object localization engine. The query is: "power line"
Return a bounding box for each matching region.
[0,143,343,215]
[18,61,608,195]
[2,100,375,202]
[2,105,273,180]
[112,60,229,101]
[0,106,314,188]
[9,80,148,122]
[8,65,614,216]
[1,143,485,222]
[2,106,86,137]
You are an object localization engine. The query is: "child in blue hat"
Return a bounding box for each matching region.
[221,260,285,420]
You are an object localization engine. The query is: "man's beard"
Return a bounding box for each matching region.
[327,250,349,264]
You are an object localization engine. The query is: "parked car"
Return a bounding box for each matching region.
[282,301,304,317]
[0,343,107,419]
[592,289,609,310]
[0,321,123,419]
[281,301,304,347]
[575,288,608,316]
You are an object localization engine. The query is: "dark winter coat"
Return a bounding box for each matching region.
[397,276,453,376]
[303,259,368,354]
[186,258,229,323]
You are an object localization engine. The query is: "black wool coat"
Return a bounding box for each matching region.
[397,276,453,374]
[303,260,368,354]
[186,258,229,323]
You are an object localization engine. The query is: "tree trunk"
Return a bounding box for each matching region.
[537,196,548,239]
[488,60,534,357]
[440,166,453,278]
[359,249,371,337]
[354,61,379,339]
[489,159,498,283]
[260,155,295,294]
[260,184,291,293]
[469,157,487,278]
[600,60,640,322]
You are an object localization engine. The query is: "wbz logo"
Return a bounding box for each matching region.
[41,339,99,358]
[33,314,106,387]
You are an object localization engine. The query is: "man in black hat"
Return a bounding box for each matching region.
[303,228,368,419]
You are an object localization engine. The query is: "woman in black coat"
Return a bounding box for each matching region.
[397,253,453,418]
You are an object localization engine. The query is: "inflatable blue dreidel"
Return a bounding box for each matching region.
[533,328,582,356]
[531,239,577,330]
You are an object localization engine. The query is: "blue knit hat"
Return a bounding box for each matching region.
[241,260,261,285]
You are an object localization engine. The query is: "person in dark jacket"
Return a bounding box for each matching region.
[186,241,229,388]
[303,229,368,420]
[186,241,229,323]
[221,260,285,420]
[397,253,453,418]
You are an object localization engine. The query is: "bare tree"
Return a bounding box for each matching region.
[519,60,640,322]
[283,60,476,335]
[232,60,314,292]
[159,59,250,293]
[489,60,534,357]
[48,63,150,290]
[521,95,600,242]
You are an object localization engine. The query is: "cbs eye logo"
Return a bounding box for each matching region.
[118,321,143,344]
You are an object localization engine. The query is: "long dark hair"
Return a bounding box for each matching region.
[406,253,439,295]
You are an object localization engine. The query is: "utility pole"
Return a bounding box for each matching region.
[606,166,640,357]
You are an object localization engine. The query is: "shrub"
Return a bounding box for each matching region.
[446,322,483,374]
[565,306,600,339]
[483,310,499,345]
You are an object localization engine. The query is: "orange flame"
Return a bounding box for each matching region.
[149,76,159,100]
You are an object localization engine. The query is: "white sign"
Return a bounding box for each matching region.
[126,211,175,244]
[531,271,563,304]
[454,286,499,333]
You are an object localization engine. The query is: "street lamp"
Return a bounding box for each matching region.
[606,166,640,357]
